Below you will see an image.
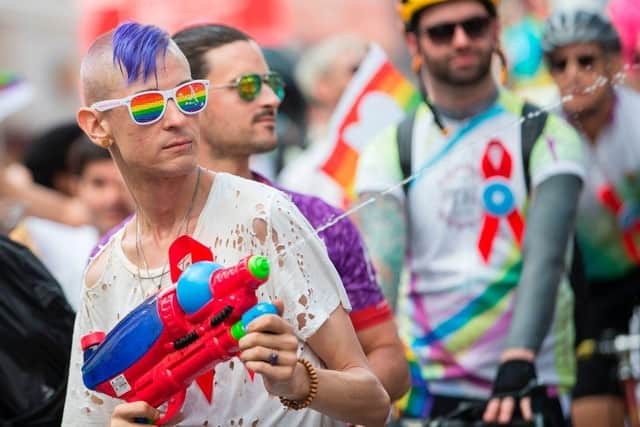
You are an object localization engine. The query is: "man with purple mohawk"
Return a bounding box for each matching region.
[62,22,389,427]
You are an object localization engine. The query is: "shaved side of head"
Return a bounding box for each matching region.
[80,32,119,106]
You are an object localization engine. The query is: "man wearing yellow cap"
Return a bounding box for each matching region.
[355,0,586,424]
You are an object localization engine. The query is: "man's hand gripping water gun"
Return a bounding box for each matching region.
[79,235,278,425]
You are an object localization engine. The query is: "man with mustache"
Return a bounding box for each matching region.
[355,0,585,424]
[172,23,409,405]
[543,7,640,427]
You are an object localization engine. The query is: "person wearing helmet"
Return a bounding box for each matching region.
[355,0,586,424]
[543,6,640,427]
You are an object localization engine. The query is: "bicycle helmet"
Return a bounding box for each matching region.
[541,8,620,53]
[398,0,499,32]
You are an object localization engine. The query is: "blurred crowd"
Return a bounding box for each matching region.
[3,0,640,425]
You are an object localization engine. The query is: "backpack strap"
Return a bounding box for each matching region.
[520,101,548,192]
[397,102,548,194]
[397,109,418,195]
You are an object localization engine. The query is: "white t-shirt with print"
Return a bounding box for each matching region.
[356,90,585,399]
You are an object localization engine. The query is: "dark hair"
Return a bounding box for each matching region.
[172,24,252,79]
[23,122,83,189]
[407,0,497,33]
[112,22,171,85]
[67,137,111,176]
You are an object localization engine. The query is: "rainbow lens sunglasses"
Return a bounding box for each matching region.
[210,72,285,102]
[91,80,209,125]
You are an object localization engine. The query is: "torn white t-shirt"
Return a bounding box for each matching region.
[62,172,350,427]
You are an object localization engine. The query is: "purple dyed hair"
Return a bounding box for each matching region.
[112,22,171,85]
[608,0,640,66]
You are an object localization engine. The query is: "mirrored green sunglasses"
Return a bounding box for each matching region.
[210,72,285,102]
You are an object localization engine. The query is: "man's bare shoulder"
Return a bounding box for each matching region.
[83,225,125,289]
[84,249,109,289]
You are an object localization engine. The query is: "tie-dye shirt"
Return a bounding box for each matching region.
[356,90,584,411]
[573,86,640,281]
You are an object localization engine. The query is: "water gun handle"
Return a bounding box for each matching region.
[156,390,186,425]
[132,389,185,425]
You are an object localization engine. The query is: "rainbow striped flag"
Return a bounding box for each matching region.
[319,43,421,202]
[0,71,33,122]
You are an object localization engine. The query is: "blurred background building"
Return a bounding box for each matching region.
[0,0,626,165]
[0,0,406,142]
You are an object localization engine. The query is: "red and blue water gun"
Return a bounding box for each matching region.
[80,235,277,425]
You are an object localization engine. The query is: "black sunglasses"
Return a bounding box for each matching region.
[420,16,492,45]
[548,54,598,74]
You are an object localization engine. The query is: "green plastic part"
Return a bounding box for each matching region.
[247,256,270,280]
[230,321,245,341]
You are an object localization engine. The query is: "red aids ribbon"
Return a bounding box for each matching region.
[598,184,640,263]
[477,140,525,263]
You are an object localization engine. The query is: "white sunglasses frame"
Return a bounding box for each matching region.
[90,79,210,125]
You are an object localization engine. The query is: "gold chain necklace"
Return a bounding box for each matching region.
[134,166,202,291]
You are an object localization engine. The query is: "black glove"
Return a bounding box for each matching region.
[491,359,537,399]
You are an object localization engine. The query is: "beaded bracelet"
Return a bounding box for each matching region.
[279,358,319,410]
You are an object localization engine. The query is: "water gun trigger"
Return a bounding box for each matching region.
[154,389,187,426]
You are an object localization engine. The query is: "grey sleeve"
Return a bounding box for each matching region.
[505,174,583,352]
